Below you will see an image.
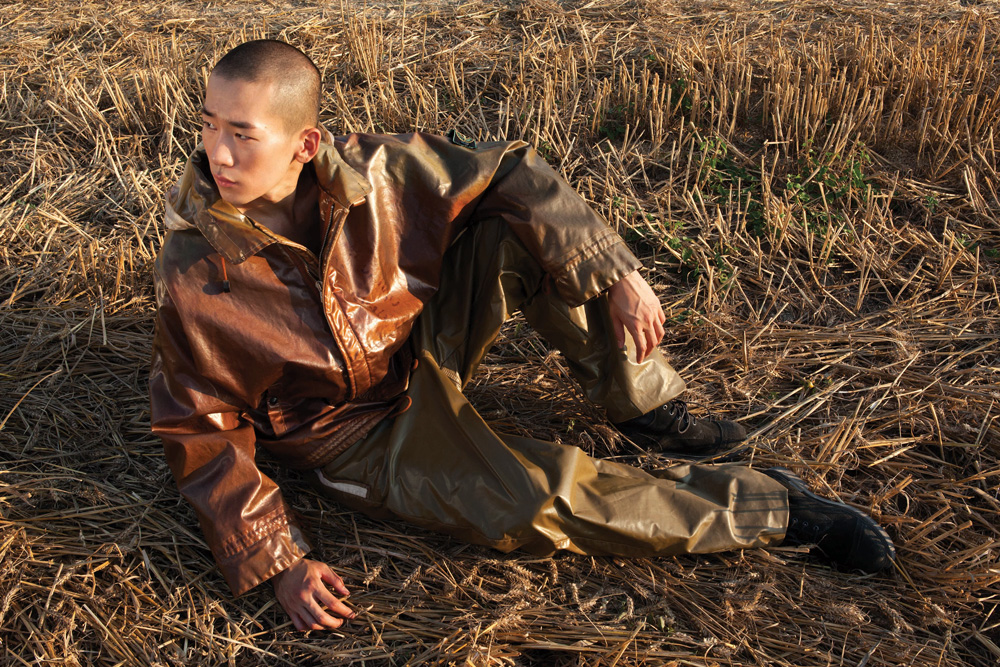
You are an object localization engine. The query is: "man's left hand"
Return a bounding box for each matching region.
[607,270,666,364]
[272,558,355,632]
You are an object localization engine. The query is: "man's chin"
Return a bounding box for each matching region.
[216,192,251,211]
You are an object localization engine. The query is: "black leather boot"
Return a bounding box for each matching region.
[763,467,896,573]
[614,399,748,460]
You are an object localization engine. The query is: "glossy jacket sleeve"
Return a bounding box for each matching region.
[149,274,311,597]
[472,142,642,307]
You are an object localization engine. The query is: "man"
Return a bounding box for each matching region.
[150,40,895,632]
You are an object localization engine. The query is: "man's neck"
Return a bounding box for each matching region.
[246,167,321,255]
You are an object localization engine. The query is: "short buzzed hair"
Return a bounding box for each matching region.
[212,40,321,133]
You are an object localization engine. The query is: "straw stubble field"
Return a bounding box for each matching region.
[1,0,998,665]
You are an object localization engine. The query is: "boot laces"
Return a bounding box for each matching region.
[789,516,823,543]
[663,399,695,433]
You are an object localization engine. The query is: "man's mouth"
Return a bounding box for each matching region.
[214,173,236,188]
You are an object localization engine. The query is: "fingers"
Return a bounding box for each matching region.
[317,564,356,619]
[628,312,665,364]
[321,596,356,622]
[292,610,322,632]
[290,607,325,632]
[653,307,666,344]
[607,270,666,364]
[618,313,659,364]
[630,321,649,364]
[315,585,356,621]
[295,581,354,631]
[274,559,357,633]
[292,610,337,632]
[320,567,351,597]
[304,602,347,629]
[641,323,658,364]
[290,595,351,632]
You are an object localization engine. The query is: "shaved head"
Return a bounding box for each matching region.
[211,40,320,134]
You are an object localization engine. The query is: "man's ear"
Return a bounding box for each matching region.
[295,127,322,163]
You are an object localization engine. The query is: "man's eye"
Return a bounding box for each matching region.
[202,121,216,130]
[236,133,254,141]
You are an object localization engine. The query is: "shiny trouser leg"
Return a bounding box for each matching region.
[408,219,684,423]
[315,219,788,556]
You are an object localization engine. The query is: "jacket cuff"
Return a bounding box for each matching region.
[551,230,642,307]
[217,517,312,597]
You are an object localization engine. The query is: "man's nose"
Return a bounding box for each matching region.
[209,137,235,167]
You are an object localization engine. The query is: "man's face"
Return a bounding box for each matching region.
[201,74,303,212]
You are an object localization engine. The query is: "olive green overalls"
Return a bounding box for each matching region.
[314,217,788,558]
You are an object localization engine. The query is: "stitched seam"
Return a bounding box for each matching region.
[216,507,291,560]
[295,408,392,470]
[549,228,619,268]
[548,231,624,285]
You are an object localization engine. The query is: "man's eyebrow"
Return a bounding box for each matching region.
[200,107,258,130]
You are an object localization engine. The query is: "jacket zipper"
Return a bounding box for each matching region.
[270,195,351,292]
[281,245,321,290]
[279,204,364,398]
[318,204,366,398]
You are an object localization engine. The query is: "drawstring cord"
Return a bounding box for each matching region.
[219,255,231,293]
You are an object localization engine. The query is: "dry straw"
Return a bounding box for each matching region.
[1,0,998,665]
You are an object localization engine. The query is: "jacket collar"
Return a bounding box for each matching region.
[313,127,371,209]
[165,127,372,264]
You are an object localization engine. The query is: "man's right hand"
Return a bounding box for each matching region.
[272,558,356,631]
[607,270,666,364]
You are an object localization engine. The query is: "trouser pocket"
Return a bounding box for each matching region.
[310,423,394,518]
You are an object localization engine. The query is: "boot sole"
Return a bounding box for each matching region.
[665,441,751,463]
[619,431,751,462]
[765,467,896,569]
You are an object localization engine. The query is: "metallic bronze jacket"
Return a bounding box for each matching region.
[150,131,642,596]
